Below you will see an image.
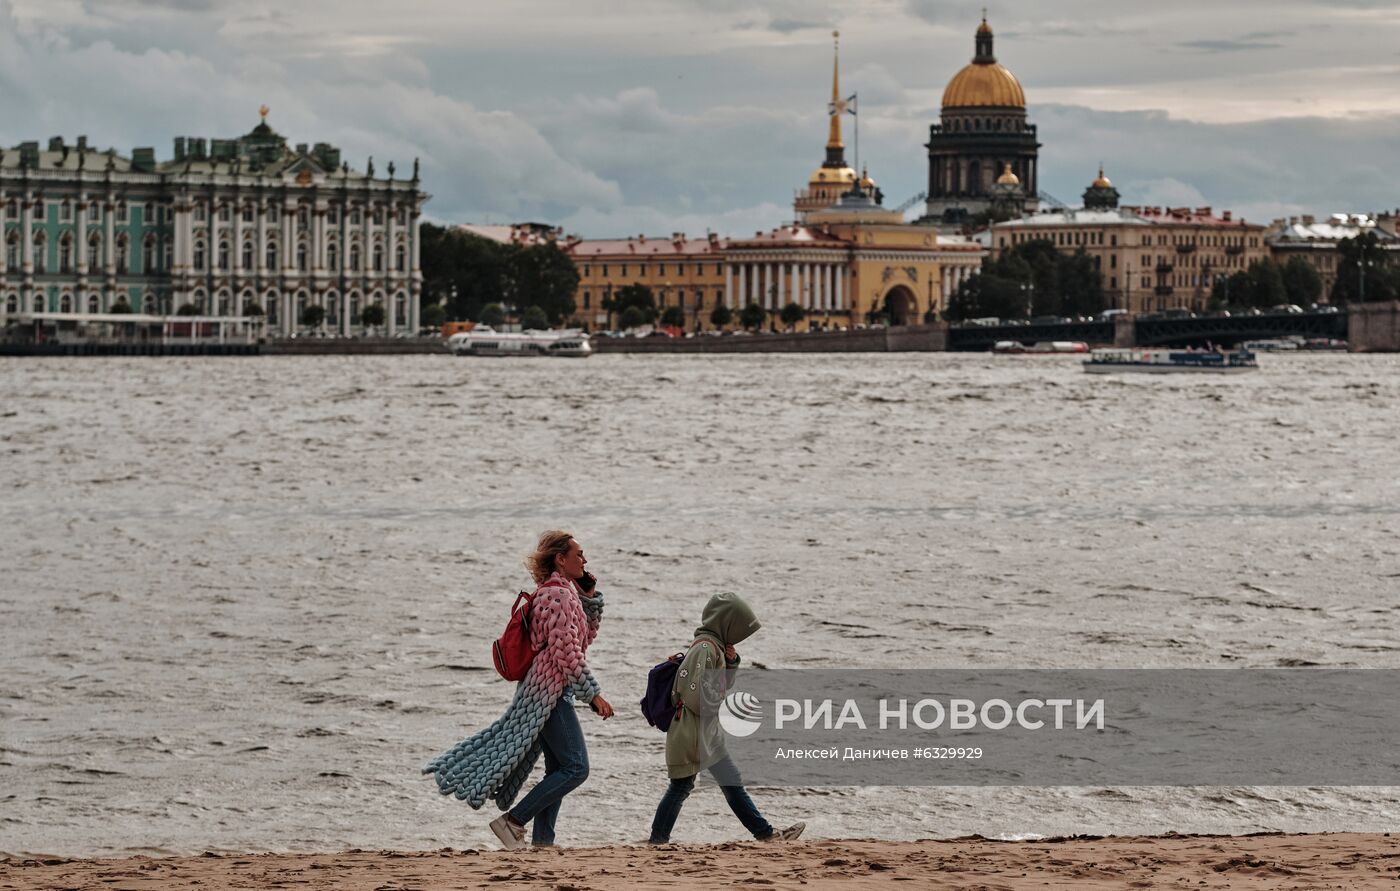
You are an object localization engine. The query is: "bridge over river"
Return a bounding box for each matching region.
[948,310,1351,352]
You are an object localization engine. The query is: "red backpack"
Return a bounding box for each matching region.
[492,590,539,681]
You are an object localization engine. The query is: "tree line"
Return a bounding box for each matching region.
[946,240,1105,321]
[419,223,579,328]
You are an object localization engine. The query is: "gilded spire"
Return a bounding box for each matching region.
[827,30,843,149]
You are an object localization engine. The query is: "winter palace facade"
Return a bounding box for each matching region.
[0,111,427,335]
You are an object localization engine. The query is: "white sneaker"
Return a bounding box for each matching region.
[768,822,805,841]
[489,813,527,850]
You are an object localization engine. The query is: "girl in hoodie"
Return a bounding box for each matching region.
[648,592,805,844]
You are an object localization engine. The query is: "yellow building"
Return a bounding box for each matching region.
[563,34,984,331]
[989,168,1268,313]
[567,231,728,330]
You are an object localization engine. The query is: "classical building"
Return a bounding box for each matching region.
[568,231,730,330]
[923,16,1040,225]
[1266,213,1400,296]
[989,168,1268,313]
[0,111,427,335]
[727,188,983,328]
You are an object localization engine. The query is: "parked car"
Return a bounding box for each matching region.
[1099,309,1129,320]
[1270,304,1305,314]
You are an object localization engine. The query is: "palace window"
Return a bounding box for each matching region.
[297,207,309,229]
[4,199,16,220]
[297,242,308,271]
[266,241,279,269]
[657,263,665,276]
[328,206,339,226]
[143,201,155,223]
[59,234,73,273]
[242,241,254,271]
[349,245,360,272]
[396,208,406,226]
[193,241,207,271]
[395,244,405,272]
[218,240,230,271]
[88,233,101,268]
[163,241,173,271]
[116,200,128,223]
[142,237,156,273]
[372,245,383,272]
[194,202,207,223]
[242,204,254,223]
[583,291,590,308]
[5,233,18,271]
[268,205,280,224]
[116,236,128,274]
[60,200,72,222]
[620,264,627,276]
[372,207,383,226]
[327,244,338,272]
[602,264,609,275]
[1110,255,1117,269]
[351,207,361,226]
[219,205,231,223]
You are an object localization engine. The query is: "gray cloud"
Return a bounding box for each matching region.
[3,0,1399,237]
[1176,38,1285,53]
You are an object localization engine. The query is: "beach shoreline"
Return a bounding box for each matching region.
[4,832,1396,889]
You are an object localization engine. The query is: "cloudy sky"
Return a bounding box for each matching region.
[3,0,1399,237]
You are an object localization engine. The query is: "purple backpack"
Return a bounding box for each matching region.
[640,638,711,732]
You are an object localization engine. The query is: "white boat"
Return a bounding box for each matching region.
[447,326,592,358]
[1083,347,1258,374]
[992,340,1088,355]
[1242,338,1300,351]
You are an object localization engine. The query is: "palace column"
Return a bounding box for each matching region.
[408,202,421,334]
[384,198,397,336]
[761,262,771,310]
[22,189,34,279]
[74,191,88,293]
[835,263,845,311]
[102,195,115,309]
[825,264,835,311]
[737,263,747,307]
[774,263,784,308]
[282,198,296,336]
[724,263,733,308]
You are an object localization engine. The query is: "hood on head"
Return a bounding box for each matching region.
[697,592,760,646]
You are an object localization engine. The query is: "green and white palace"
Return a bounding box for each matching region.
[0,110,427,336]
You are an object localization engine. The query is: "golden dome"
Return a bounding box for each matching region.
[995,162,1020,186]
[1091,165,1112,188]
[942,62,1025,108]
[810,165,856,185]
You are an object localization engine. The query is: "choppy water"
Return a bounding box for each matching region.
[2,352,1399,856]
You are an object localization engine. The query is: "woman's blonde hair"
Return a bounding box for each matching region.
[526,530,575,584]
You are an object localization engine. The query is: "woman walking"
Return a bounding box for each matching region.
[423,531,613,848]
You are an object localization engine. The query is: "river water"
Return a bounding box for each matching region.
[2,352,1398,856]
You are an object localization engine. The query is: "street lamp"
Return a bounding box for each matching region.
[1356,256,1373,305]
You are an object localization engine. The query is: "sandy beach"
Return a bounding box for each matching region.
[4,833,1398,890]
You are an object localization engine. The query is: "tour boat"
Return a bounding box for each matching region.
[1241,338,1300,351]
[447,326,592,358]
[1083,347,1258,374]
[992,340,1089,354]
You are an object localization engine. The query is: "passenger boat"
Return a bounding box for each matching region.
[1242,338,1300,351]
[993,340,1089,354]
[1083,347,1258,374]
[447,326,592,358]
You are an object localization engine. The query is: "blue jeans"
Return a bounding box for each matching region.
[649,755,774,843]
[508,695,589,846]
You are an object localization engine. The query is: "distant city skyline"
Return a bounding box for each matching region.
[3,0,1398,237]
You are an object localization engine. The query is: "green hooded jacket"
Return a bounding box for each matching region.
[665,592,760,779]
